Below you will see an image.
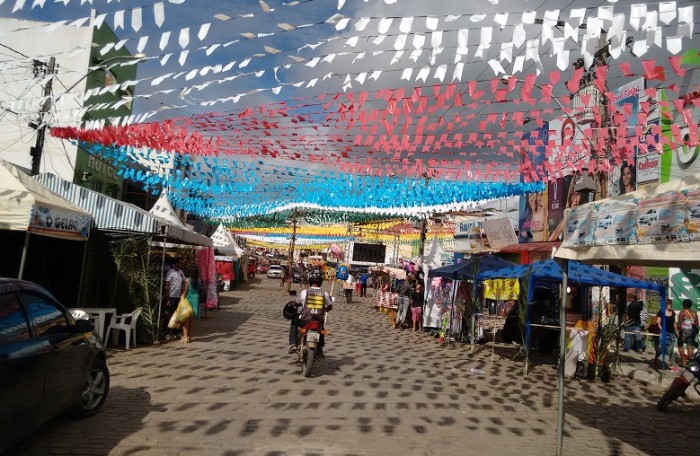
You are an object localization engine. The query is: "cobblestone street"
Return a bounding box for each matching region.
[9,278,700,456]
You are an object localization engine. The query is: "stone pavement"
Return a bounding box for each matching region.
[8,278,700,456]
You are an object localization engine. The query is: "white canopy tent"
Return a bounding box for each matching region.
[148,190,212,247]
[0,159,91,278]
[210,223,244,259]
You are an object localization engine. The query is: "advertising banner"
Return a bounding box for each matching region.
[519,124,549,243]
[608,78,644,197]
[28,204,90,239]
[562,205,595,247]
[683,189,700,241]
[593,201,638,245]
[454,217,486,253]
[483,278,520,301]
[636,191,688,243]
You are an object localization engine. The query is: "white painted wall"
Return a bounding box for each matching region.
[0,17,93,180]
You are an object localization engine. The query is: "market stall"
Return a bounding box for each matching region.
[425,254,516,342]
[0,160,92,305]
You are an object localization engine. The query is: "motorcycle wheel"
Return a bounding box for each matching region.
[656,386,680,411]
[303,347,315,377]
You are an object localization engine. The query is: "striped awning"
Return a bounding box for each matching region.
[36,173,160,234]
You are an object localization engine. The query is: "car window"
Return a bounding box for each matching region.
[0,292,31,343]
[21,292,69,337]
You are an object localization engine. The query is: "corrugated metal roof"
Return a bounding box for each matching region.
[35,173,161,234]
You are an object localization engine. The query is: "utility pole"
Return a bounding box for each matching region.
[286,209,298,293]
[30,57,56,176]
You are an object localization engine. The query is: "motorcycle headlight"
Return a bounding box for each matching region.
[689,361,700,373]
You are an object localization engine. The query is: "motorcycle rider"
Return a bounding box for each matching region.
[288,271,333,359]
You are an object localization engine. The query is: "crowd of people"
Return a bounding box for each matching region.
[620,290,699,371]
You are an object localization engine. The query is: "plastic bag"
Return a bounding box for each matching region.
[176,296,194,322]
[167,311,180,329]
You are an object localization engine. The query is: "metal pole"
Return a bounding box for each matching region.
[76,239,89,307]
[156,227,167,341]
[555,258,569,456]
[286,210,297,293]
[18,231,31,279]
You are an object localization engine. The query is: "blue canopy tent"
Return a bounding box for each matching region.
[427,254,516,348]
[429,254,515,280]
[477,259,665,372]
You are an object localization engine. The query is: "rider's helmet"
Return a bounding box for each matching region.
[282,301,297,320]
[308,270,323,287]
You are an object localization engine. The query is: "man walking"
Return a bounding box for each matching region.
[359,271,369,297]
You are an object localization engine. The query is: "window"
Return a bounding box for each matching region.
[21,292,69,337]
[0,292,31,343]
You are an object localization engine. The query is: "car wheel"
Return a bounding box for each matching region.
[69,359,110,418]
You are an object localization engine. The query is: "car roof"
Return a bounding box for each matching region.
[269,264,283,268]
[0,278,51,297]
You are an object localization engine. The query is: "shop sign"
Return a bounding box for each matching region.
[28,204,90,239]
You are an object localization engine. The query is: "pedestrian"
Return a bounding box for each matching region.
[164,256,186,341]
[280,265,289,288]
[179,266,199,343]
[344,272,355,302]
[677,298,699,366]
[653,299,678,371]
[395,276,414,329]
[185,265,202,319]
[622,291,645,353]
[359,271,369,297]
[411,282,424,331]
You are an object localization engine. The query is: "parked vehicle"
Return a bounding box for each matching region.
[0,279,109,452]
[657,349,700,411]
[267,265,284,279]
[639,208,658,225]
[291,267,305,283]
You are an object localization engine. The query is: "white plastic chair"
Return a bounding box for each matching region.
[105,308,143,350]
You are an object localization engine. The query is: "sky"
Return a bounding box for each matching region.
[1,0,699,221]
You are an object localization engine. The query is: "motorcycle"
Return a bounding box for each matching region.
[656,349,700,411]
[297,319,330,377]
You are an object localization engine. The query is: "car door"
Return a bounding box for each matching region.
[20,291,88,422]
[0,291,45,451]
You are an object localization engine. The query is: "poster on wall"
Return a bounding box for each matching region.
[518,189,549,243]
[608,78,644,197]
[519,124,549,243]
[636,191,689,243]
[548,116,591,176]
[637,95,660,186]
[593,201,638,245]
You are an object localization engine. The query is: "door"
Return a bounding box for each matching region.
[21,291,87,422]
[0,291,45,451]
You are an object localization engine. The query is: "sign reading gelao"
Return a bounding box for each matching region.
[28,205,90,240]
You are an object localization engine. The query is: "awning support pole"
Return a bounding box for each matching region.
[76,239,89,307]
[555,258,569,456]
[155,227,168,341]
[18,231,31,279]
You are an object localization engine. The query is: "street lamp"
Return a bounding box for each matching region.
[31,53,146,175]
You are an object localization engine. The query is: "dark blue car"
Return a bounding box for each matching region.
[0,279,109,452]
